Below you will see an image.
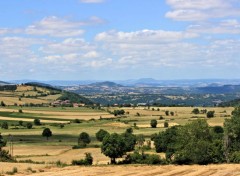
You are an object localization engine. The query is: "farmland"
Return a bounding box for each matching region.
[0,84,239,175]
[0,102,236,175]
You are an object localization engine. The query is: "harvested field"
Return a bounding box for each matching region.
[9,164,240,176]
[16,148,109,165]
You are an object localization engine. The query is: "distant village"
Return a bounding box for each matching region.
[51,100,85,107]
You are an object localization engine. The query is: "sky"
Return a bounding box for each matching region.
[0,0,240,81]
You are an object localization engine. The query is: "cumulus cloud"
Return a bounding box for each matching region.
[25,16,104,37]
[188,19,240,34]
[95,29,198,43]
[165,0,240,21]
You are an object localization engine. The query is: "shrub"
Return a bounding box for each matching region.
[26,123,33,129]
[73,119,82,123]
[34,119,41,126]
[207,111,215,118]
[165,111,169,116]
[164,121,169,128]
[192,108,200,114]
[213,126,224,134]
[230,152,240,163]
[72,153,93,165]
[0,150,15,162]
[1,122,8,129]
[150,119,157,128]
[122,151,163,165]
[18,109,23,113]
[159,116,164,120]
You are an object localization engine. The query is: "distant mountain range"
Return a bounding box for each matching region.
[8,78,240,87]
[0,81,12,85]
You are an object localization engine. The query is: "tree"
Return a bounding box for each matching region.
[1,101,6,107]
[192,108,200,114]
[207,111,215,118]
[78,132,91,147]
[18,120,23,126]
[121,131,136,152]
[150,119,157,128]
[154,126,178,160]
[96,129,109,142]
[164,121,169,128]
[113,110,125,116]
[165,110,169,116]
[224,107,240,162]
[1,122,8,129]
[42,128,52,140]
[26,122,32,129]
[174,119,223,164]
[34,118,41,126]
[101,133,126,164]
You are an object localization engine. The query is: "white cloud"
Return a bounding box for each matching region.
[95,29,198,43]
[40,38,95,55]
[165,0,240,21]
[25,16,104,37]
[188,19,240,34]
[80,0,105,3]
[83,51,99,58]
[166,0,230,10]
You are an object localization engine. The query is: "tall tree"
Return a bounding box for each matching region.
[42,128,52,140]
[101,133,126,164]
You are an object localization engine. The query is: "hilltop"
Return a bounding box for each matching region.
[0,82,93,106]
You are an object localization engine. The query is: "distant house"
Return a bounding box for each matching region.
[73,103,85,107]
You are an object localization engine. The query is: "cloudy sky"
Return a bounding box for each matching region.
[0,0,240,80]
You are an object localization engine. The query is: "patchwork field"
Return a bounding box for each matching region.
[0,105,236,175]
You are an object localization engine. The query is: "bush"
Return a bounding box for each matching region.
[230,152,240,163]
[18,109,23,113]
[34,119,41,126]
[0,150,15,162]
[165,111,169,116]
[213,126,224,134]
[150,119,157,128]
[122,151,163,165]
[207,111,215,118]
[192,108,200,114]
[26,123,33,129]
[164,121,169,128]
[159,116,164,120]
[72,153,93,165]
[1,122,8,129]
[72,119,82,123]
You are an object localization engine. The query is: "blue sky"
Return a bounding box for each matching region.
[0,0,240,80]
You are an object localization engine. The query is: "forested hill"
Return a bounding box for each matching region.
[0,81,17,91]
[25,82,94,105]
[219,98,240,107]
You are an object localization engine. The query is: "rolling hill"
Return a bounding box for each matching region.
[0,82,93,106]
